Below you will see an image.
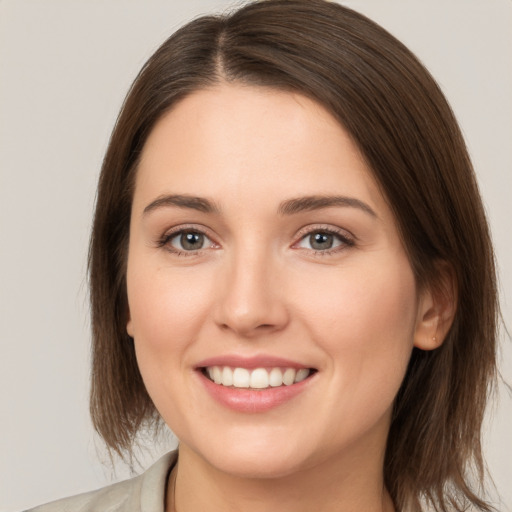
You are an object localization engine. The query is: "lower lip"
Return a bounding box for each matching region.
[197,371,313,413]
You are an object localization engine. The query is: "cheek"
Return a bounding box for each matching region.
[301,259,417,334]
[126,260,218,422]
[127,263,212,354]
[126,260,216,428]
[297,255,418,391]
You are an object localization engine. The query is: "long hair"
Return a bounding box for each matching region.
[88,1,498,510]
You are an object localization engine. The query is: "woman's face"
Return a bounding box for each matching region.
[126,84,432,478]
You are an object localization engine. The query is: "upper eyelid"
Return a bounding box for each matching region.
[294,224,355,241]
[291,226,356,255]
[161,223,216,239]
[157,224,220,250]
[156,223,355,248]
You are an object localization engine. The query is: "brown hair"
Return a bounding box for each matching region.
[88,1,498,510]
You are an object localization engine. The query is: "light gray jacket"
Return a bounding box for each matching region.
[25,452,177,512]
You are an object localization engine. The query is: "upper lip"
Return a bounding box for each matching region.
[195,355,314,370]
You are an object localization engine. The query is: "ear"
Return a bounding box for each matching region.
[413,262,457,350]
[126,310,134,338]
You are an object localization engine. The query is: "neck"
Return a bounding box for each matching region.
[167,442,395,512]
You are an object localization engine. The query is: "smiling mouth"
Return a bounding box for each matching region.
[201,366,317,390]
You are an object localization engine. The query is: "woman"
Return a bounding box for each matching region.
[26,0,499,511]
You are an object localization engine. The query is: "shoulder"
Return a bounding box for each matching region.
[24,451,177,512]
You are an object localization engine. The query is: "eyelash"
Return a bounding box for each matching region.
[156,225,217,256]
[293,226,355,256]
[156,225,355,257]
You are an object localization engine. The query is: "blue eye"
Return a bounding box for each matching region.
[297,230,351,251]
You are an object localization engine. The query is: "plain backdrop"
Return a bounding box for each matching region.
[1,0,511,510]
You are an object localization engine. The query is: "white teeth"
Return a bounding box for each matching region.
[295,368,310,383]
[269,367,283,387]
[222,366,233,386]
[232,368,250,388]
[282,368,296,386]
[205,366,312,389]
[212,366,222,384]
[250,368,269,389]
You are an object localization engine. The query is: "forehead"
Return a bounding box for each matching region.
[134,83,386,216]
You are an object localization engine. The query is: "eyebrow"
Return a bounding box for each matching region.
[143,194,221,215]
[278,195,377,218]
[142,193,377,218]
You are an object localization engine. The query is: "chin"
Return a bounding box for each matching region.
[209,450,308,479]
[185,431,314,479]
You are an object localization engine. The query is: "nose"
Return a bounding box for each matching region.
[213,248,289,338]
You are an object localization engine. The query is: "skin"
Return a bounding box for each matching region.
[126,83,446,512]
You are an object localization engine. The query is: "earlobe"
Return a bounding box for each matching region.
[126,314,134,338]
[414,331,444,351]
[413,263,457,351]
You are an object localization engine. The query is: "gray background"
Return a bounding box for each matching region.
[1,0,510,510]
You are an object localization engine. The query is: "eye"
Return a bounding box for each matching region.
[160,229,216,253]
[172,231,205,251]
[296,229,353,252]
